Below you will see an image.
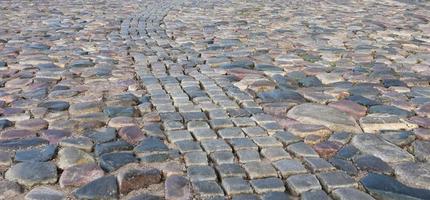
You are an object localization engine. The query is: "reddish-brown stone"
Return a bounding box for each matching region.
[226,68,264,80]
[313,141,343,158]
[328,100,367,120]
[262,102,295,117]
[142,112,160,123]
[59,163,104,188]
[118,126,145,145]
[117,167,162,195]
[304,134,325,145]
[288,123,332,138]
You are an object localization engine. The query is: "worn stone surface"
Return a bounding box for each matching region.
[361,173,430,200]
[117,167,162,194]
[56,147,95,169]
[394,162,430,190]
[317,171,357,192]
[332,188,375,200]
[73,176,118,200]
[59,163,104,188]
[25,187,66,200]
[286,174,322,196]
[1,0,430,198]
[0,180,23,199]
[287,104,362,133]
[359,114,418,133]
[5,162,57,187]
[351,134,414,163]
[165,175,191,200]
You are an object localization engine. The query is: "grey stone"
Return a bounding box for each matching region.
[221,177,253,195]
[201,139,232,153]
[0,119,13,130]
[217,127,244,139]
[15,144,57,162]
[95,140,133,156]
[216,164,246,178]
[165,175,191,200]
[134,137,169,154]
[210,119,234,129]
[273,131,301,146]
[59,136,93,152]
[381,131,415,147]
[242,126,267,137]
[237,150,260,163]
[250,178,285,194]
[187,166,217,181]
[261,192,291,200]
[104,106,136,117]
[232,194,260,200]
[335,145,359,160]
[252,136,283,148]
[165,130,193,142]
[287,103,362,133]
[394,162,430,190]
[175,140,202,153]
[353,155,393,174]
[286,142,319,158]
[369,105,412,117]
[328,158,358,176]
[332,188,375,200]
[25,187,65,200]
[184,151,208,166]
[5,161,57,187]
[361,173,430,200]
[351,134,414,163]
[73,176,118,200]
[210,151,235,164]
[164,120,185,131]
[193,181,224,197]
[286,174,322,195]
[99,152,137,172]
[128,194,163,200]
[328,132,352,145]
[273,159,307,178]
[244,162,278,179]
[257,89,306,103]
[57,147,95,169]
[38,101,70,111]
[86,128,117,144]
[317,171,357,192]
[261,147,291,161]
[412,140,430,161]
[228,138,258,151]
[0,180,22,199]
[301,189,332,200]
[0,137,49,151]
[304,157,335,173]
[192,128,217,140]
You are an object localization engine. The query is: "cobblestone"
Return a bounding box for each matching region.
[0,0,429,198]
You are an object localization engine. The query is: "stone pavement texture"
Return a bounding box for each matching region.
[0,0,429,199]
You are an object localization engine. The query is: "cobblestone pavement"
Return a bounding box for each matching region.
[0,0,430,199]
